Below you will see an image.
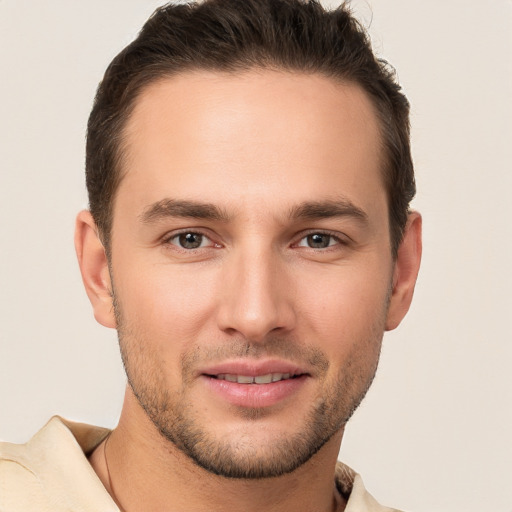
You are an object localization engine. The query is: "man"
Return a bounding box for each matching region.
[0,0,421,510]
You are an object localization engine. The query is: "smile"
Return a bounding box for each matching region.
[203,370,309,408]
[213,373,294,384]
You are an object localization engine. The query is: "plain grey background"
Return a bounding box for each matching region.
[1,1,511,511]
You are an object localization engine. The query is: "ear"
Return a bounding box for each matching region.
[385,211,422,331]
[74,210,116,329]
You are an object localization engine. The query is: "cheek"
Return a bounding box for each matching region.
[295,261,392,343]
[113,261,220,342]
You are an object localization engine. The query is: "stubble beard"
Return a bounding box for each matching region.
[113,296,385,479]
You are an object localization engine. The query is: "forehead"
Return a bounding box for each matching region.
[118,69,384,218]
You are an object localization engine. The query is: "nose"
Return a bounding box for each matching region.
[216,243,296,342]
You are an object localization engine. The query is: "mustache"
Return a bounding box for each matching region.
[180,337,330,376]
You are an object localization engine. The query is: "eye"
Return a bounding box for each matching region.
[168,232,214,250]
[297,233,340,249]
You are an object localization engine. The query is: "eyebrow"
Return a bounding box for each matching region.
[140,197,368,225]
[288,198,369,223]
[140,199,230,224]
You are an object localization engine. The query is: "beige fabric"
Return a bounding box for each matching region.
[0,417,403,511]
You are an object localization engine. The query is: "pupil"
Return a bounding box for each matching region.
[180,233,202,249]
[308,234,329,248]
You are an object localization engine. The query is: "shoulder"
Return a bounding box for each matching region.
[0,456,52,510]
[0,417,65,510]
[0,416,115,512]
[335,461,406,512]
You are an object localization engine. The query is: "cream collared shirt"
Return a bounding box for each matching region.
[0,417,402,512]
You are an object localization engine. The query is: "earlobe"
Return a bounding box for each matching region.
[74,210,116,329]
[385,211,422,331]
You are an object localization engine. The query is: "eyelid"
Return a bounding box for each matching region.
[293,229,350,248]
[159,227,350,251]
[161,228,222,249]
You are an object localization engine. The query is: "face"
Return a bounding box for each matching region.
[108,70,395,478]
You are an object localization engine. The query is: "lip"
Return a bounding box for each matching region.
[199,359,310,408]
[199,359,308,378]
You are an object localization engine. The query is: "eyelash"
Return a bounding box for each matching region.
[293,230,349,250]
[163,229,220,251]
[162,229,348,252]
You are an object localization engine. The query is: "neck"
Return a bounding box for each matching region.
[90,389,346,512]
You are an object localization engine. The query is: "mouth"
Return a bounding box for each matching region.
[200,361,310,408]
[208,372,300,384]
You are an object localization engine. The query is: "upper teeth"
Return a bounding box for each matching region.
[216,373,291,384]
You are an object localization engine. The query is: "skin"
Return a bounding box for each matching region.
[76,70,422,512]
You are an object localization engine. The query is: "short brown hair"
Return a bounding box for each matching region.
[86,0,415,257]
